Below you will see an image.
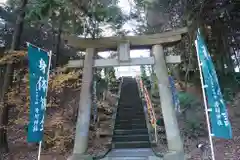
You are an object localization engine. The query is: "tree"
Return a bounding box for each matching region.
[140,65,147,82]
[103,66,117,95]
[0,0,28,152]
[0,0,128,153]
[0,0,82,152]
[25,0,83,67]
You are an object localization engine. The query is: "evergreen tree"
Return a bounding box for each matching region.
[140,65,148,84]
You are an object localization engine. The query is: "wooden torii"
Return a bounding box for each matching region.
[64,27,187,160]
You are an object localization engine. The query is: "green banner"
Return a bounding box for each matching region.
[195,30,232,139]
[27,44,51,142]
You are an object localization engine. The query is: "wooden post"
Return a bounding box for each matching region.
[152,45,184,156]
[72,48,95,155]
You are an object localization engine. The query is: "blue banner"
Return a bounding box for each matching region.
[169,76,180,112]
[92,77,97,124]
[195,29,232,139]
[27,44,51,143]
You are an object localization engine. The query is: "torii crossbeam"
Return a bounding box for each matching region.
[63,27,187,68]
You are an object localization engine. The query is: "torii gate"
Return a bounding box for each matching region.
[64,27,188,160]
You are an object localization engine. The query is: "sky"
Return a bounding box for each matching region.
[102,0,150,77]
[0,0,150,77]
[0,0,6,6]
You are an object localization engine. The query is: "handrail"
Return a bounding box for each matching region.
[143,85,158,143]
[137,77,158,143]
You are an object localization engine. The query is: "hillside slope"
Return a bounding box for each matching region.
[2,67,116,160]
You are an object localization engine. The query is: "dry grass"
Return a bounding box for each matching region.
[0,51,27,64]
[3,67,115,159]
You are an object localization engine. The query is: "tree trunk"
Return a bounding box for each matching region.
[0,64,13,152]
[103,68,108,101]
[11,0,28,50]
[171,64,181,80]
[222,34,235,74]
[215,28,225,73]
[0,0,28,152]
[0,66,6,97]
[54,9,64,68]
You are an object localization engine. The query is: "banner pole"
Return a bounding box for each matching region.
[47,50,52,77]
[37,50,52,160]
[195,40,215,160]
[37,141,42,160]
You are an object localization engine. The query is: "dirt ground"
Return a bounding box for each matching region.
[1,80,240,160]
[180,85,240,160]
[1,71,115,160]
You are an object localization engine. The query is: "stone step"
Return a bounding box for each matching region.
[114,129,148,135]
[115,120,146,125]
[113,134,149,142]
[104,157,147,160]
[113,141,151,149]
[117,109,144,113]
[118,104,143,108]
[116,118,145,122]
[115,117,145,121]
[117,113,145,117]
[107,148,155,157]
[116,114,145,119]
[115,123,147,129]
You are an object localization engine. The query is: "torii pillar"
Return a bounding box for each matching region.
[153,45,184,159]
[70,48,95,160]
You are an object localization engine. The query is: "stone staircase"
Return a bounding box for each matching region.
[102,77,162,160]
